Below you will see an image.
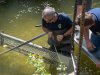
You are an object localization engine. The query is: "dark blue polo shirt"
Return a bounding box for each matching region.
[42,13,72,31]
[88,8,100,35]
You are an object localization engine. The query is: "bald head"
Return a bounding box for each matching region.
[42,6,56,18]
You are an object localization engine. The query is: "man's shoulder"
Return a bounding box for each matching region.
[58,13,68,17]
[88,8,100,20]
[89,8,100,12]
[58,13,72,24]
[58,13,70,20]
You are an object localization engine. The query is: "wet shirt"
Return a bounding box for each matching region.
[42,13,72,31]
[88,8,100,35]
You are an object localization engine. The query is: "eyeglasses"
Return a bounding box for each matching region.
[44,13,57,23]
[45,16,55,23]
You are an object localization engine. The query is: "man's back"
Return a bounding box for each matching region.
[88,8,100,35]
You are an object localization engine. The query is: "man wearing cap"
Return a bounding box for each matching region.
[42,6,73,56]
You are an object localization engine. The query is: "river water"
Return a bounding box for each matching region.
[0,0,100,75]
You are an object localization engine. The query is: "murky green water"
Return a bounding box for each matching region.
[0,46,36,75]
[0,0,100,75]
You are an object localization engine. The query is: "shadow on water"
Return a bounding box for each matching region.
[0,0,100,75]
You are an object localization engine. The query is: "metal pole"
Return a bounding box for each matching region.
[76,0,87,75]
[71,0,78,74]
[0,32,4,46]
[71,0,78,49]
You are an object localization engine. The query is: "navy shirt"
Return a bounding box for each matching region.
[88,8,100,35]
[42,13,72,31]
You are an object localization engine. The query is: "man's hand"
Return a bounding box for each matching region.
[57,35,64,42]
[48,32,53,38]
[86,41,96,51]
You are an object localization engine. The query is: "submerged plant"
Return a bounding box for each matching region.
[57,62,67,71]
[56,62,68,75]
[28,53,51,75]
